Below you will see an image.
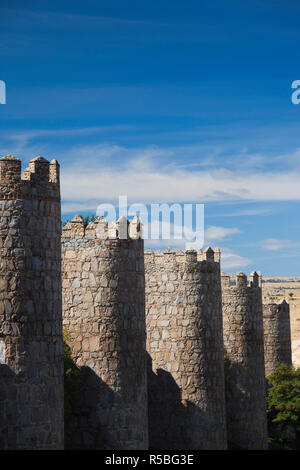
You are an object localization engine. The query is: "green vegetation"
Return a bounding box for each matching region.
[62,214,96,228]
[224,357,300,450]
[266,363,300,450]
[79,214,96,227]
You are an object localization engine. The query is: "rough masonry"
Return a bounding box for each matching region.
[263,300,292,377]
[0,155,294,451]
[62,215,148,449]
[0,155,64,450]
[145,247,227,450]
[222,272,268,450]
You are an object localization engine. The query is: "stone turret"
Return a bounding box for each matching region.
[0,155,63,449]
[62,215,148,450]
[222,271,268,450]
[145,247,227,450]
[263,300,292,376]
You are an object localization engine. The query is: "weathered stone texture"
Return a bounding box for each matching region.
[145,247,227,450]
[62,216,148,450]
[222,272,268,450]
[0,156,64,450]
[263,300,292,377]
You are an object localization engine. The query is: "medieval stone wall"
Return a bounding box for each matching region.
[0,155,64,450]
[145,247,227,450]
[62,216,148,450]
[0,153,297,451]
[263,300,292,377]
[222,272,268,450]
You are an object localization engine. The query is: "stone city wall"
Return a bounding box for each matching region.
[0,154,295,451]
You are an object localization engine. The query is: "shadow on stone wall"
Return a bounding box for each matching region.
[65,363,116,449]
[66,352,218,450]
[224,355,267,450]
[0,363,15,379]
[0,363,62,449]
[65,347,148,450]
[147,353,210,450]
[0,364,16,448]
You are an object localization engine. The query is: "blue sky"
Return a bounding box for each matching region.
[1,0,300,275]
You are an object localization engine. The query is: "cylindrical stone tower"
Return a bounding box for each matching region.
[0,155,64,450]
[62,215,148,450]
[222,271,268,450]
[145,247,227,450]
[263,300,292,377]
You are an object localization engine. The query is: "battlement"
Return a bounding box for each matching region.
[263,299,289,312]
[221,271,262,289]
[144,246,221,266]
[263,299,290,322]
[0,155,21,182]
[62,214,143,240]
[0,155,60,200]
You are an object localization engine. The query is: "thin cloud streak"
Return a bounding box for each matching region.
[259,238,300,251]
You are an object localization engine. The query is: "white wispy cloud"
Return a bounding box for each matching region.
[220,248,251,270]
[6,125,138,142]
[0,133,255,271]
[259,238,297,251]
[2,138,300,211]
[205,225,240,242]
[218,207,273,217]
[60,160,300,209]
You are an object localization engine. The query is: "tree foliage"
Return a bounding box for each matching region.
[79,214,96,227]
[266,363,300,449]
[62,214,96,228]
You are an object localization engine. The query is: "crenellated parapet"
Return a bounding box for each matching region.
[222,270,268,450]
[145,246,227,450]
[144,246,221,276]
[62,214,143,241]
[62,215,85,238]
[0,155,60,201]
[263,300,292,376]
[62,215,148,450]
[221,271,262,289]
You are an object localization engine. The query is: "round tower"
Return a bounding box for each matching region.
[222,271,268,450]
[0,155,63,449]
[145,247,227,450]
[263,300,292,377]
[62,216,148,449]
